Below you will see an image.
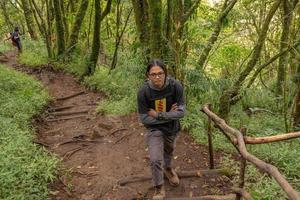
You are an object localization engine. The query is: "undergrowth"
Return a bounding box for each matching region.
[182,75,300,199]
[84,52,145,115]
[18,39,48,67]
[0,65,59,200]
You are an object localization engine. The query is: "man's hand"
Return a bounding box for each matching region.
[171,103,178,111]
[147,108,157,118]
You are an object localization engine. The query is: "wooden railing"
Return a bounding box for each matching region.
[201,104,300,200]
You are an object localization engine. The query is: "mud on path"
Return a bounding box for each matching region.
[1,52,233,200]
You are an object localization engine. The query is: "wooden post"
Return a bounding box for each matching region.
[236,128,247,200]
[207,104,214,169]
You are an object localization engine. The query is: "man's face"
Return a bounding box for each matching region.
[148,66,166,89]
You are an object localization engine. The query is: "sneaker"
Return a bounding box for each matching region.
[152,185,165,200]
[164,168,180,186]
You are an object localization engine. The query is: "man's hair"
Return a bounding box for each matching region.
[14,27,19,32]
[146,59,167,77]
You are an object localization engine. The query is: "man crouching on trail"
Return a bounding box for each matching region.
[137,59,185,200]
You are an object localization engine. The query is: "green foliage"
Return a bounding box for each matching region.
[63,52,89,78]
[18,39,48,67]
[84,52,144,115]
[182,71,300,199]
[0,41,11,52]
[209,44,250,77]
[0,65,59,200]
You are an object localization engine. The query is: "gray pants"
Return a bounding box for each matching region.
[144,130,178,186]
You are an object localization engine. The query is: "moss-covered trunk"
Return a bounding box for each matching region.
[87,0,101,75]
[67,0,89,52]
[132,0,150,60]
[60,0,69,43]
[148,0,163,59]
[276,0,293,96]
[53,0,65,57]
[293,47,300,129]
[20,0,38,40]
[46,0,53,58]
[218,0,281,120]
[0,2,14,29]
[197,0,237,70]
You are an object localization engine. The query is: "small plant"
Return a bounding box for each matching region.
[18,39,48,67]
[84,52,144,115]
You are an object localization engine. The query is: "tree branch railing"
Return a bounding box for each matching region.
[201,104,300,200]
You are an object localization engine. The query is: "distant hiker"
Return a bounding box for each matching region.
[137,59,185,200]
[5,27,22,53]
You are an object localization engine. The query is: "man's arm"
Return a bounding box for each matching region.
[137,87,171,125]
[139,113,171,125]
[157,80,185,120]
[158,104,185,120]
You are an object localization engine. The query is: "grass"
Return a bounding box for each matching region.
[18,39,49,67]
[0,42,12,53]
[0,65,59,200]
[84,51,145,115]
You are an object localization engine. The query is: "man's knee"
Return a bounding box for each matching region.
[150,159,163,170]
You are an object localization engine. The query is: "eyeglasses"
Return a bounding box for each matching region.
[149,72,165,78]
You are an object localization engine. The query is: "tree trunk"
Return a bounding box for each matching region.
[219,0,281,120]
[87,1,94,49]
[197,0,237,70]
[29,0,45,36]
[67,0,89,52]
[148,0,163,59]
[132,0,150,60]
[46,0,53,58]
[20,0,38,39]
[0,2,14,29]
[164,0,200,79]
[276,0,293,96]
[53,0,66,57]
[293,66,300,129]
[293,43,300,129]
[30,0,53,58]
[60,0,69,43]
[87,0,101,75]
[111,2,132,70]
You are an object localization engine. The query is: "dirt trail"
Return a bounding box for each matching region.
[1,52,233,200]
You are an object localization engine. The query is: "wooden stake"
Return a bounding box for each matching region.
[236,128,247,200]
[207,104,214,169]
